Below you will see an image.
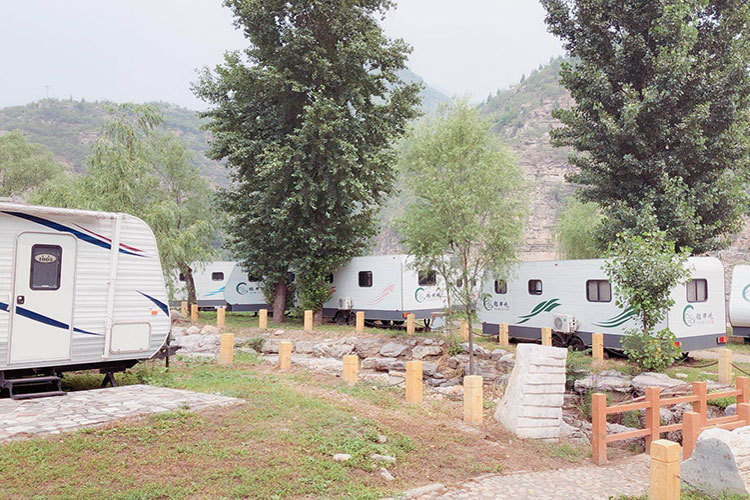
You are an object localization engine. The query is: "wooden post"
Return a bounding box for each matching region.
[304,310,313,332]
[217,306,226,328]
[355,311,365,334]
[649,440,681,500]
[499,322,509,347]
[259,309,268,329]
[719,348,732,384]
[405,360,423,404]
[219,333,234,365]
[460,321,469,341]
[342,354,359,385]
[682,411,700,459]
[541,327,552,346]
[591,392,607,465]
[463,375,484,425]
[406,313,416,335]
[180,301,188,317]
[693,381,707,427]
[737,376,750,405]
[278,341,292,371]
[190,304,199,323]
[645,386,661,450]
[592,332,604,361]
[739,402,750,426]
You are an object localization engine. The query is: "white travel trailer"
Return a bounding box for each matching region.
[0,202,170,398]
[729,265,750,339]
[223,264,269,312]
[322,255,446,325]
[479,257,727,352]
[172,261,235,309]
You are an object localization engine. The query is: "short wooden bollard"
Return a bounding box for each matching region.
[219,333,234,365]
[342,354,359,385]
[355,311,365,334]
[463,375,484,425]
[591,392,607,464]
[592,332,604,361]
[304,310,313,332]
[719,348,732,384]
[649,440,680,500]
[217,306,226,328]
[406,313,416,335]
[405,360,423,404]
[682,411,700,459]
[191,304,199,323]
[259,308,268,329]
[499,322,509,347]
[541,327,552,346]
[278,341,292,371]
[460,321,469,341]
[180,301,188,317]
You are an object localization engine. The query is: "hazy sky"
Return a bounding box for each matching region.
[0,1,564,109]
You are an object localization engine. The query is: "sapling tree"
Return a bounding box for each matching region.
[396,100,526,374]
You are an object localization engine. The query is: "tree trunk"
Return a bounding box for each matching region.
[314,309,323,325]
[467,306,475,376]
[180,264,198,307]
[273,279,287,324]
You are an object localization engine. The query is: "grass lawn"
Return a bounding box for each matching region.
[0,351,582,499]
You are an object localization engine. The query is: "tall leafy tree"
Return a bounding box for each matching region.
[0,130,65,199]
[542,0,750,253]
[193,0,421,323]
[555,197,603,259]
[396,101,526,374]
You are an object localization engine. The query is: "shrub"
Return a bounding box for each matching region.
[621,328,681,372]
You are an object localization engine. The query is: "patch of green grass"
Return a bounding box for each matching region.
[543,442,589,463]
[708,396,736,410]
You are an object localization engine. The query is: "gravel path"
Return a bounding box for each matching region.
[412,454,649,499]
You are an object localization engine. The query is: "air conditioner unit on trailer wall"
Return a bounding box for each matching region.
[339,297,353,310]
[553,314,578,333]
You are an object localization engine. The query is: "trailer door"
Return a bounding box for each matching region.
[9,233,76,363]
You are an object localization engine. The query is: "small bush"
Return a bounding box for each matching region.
[708,396,736,410]
[445,335,463,356]
[621,328,681,372]
[246,337,265,352]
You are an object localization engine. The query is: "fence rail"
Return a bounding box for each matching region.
[592,376,750,465]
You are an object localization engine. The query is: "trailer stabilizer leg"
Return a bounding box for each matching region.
[101,372,117,388]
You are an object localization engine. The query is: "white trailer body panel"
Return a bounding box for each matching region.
[322,255,446,322]
[478,257,725,351]
[729,265,750,337]
[0,202,170,372]
[223,264,268,312]
[172,261,235,308]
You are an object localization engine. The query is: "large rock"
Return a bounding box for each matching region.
[379,342,409,357]
[201,325,221,335]
[291,355,343,376]
[354,339,383,358]
[294,341,317,354]
[490,349,508,360]
[185,325,201,335]
[174,334,220,354]
[574,370,633,394]
[461,343,490,357]
[681,427,750,496]
[361,357,405,372]
[312,339,354,358]
[631,372,686,393]
[494,344,567,439]
[261,338,282,354]
[412,345,442,359]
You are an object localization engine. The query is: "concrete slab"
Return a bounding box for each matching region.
[0,384,242,442]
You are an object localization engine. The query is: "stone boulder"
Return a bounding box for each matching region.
[312,339,354,358]
[494,344,567,439]
[174,334,220,354]
[412,345,442,359]
[291,355,343,377]
[354,339,383,358]
[170,326,187,340]
[574,370,633,394]
[261,338,282,354]
[185,325,201,335]
[379,342,409,358]
[201,325,221,335]
[294,341,316,354]
[490,349,508,360]
[361,357,405,372]
[681,427,750,496]
[631,372,686,394]
[461,343,490,357]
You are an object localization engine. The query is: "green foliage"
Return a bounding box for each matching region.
[565,349,593,390]
[622,328,682,372]
[708,396,736,410]
[445,335,464,357]
[396,99,526,373]
[297,269,333,315]
[0,130,65,199]
[555,197,603,259]
[193,0,421,315]
[542,0,750,253]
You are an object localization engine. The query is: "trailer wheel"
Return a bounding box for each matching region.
[392,320,405,326]
[552,333,566,348]
[334,311,346,325]
[347,313,357,326]
[745,337,750,345]
[567,336,586,351]
[381,320,392,327]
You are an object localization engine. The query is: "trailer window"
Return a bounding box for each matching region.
[418,270,437,286]
[248,276,261,282]
[358,271,373,287]
[586,280,611,302]
[528,280,542,295]
[30,245,62,291]
[494,280,507,294]
[178,273,186,282]
[687,279,708,303]
[326,273,334,284]
[211,272,224,281]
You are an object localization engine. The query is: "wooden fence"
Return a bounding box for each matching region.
[592,376,750,465]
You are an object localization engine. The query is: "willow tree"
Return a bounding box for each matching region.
[193,0,421,322]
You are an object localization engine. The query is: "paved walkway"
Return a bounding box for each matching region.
[0,384,241,442]
[414,454,650,499]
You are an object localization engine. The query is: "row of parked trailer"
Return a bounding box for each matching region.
[3,202,750,398]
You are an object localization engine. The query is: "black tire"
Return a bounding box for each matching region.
[567,335,586,351]
[392,320,404,326]
[334,311,346,325]
[744,337,750,345]
[552,333,567,348]
[347,313,357,326]
[380,320,392,327]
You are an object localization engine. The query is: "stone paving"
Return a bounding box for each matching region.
[0,384,242,442]
[414,453,650,499]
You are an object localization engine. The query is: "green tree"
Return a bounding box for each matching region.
[603,229,690,370]
[541,0,750,253]
[193,0,421,323]
[0,130,65,199]
[396,101,526,374]
[555,197,602,259]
